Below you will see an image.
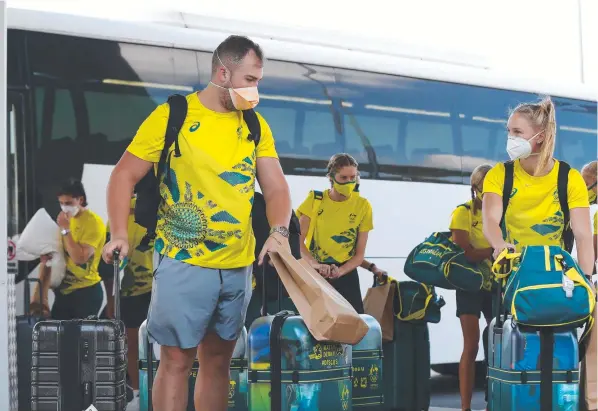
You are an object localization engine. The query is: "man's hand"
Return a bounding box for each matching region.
[257,233,289,265]
[372,266,388,280]
[102,237,129,264]
[57,212,70,230]
[40,253,52,265]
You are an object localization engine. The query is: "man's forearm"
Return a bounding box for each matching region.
[264,187,292,229]
[63,234,85,264]
[107,169,136,239]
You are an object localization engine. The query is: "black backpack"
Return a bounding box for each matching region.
[135,94,263,244]
[251,192,302,301]
[501,160,573,253]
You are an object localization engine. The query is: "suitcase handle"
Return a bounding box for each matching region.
[24,277,42,314]
[112,250,121,322]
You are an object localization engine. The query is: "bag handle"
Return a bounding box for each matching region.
[395,282,433,322]
[491,248,520,279]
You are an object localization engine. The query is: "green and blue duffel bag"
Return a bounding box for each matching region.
[493,246,596,330]
[391,279,446,324]
[404,231,490,292]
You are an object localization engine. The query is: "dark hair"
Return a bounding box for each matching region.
[57,178,88,206]
[212,35,264,74]
[327,153,359,176]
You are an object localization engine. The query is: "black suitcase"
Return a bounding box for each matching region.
[31,251,127,411]
[17,278,47,411]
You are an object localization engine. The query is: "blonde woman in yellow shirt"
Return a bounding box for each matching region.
[449,164,494,411]
[297,153,374,313]
[482,97,593,277]
[581,160,597,266]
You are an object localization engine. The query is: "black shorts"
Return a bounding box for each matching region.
[456,289,493,320]
[327,268,364,314]
[52,282,104,320]
[120,292,152,329]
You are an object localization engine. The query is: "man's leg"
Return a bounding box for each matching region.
[194,266,252,411]
[195,332,237,411]
[146,256,221,411]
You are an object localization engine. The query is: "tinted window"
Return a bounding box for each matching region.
[7,30,22,86]
[553,97,597,171]
[27,33,199,215]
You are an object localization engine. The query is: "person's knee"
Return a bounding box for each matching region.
[160,346,195,376]
[199,333,237,371]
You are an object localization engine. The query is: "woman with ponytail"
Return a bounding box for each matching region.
[297,153,374,313]
[449,164,494,411]
[482,97,594,277]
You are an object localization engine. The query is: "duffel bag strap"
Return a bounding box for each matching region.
[395,282,433,322]
[491,248,521,279]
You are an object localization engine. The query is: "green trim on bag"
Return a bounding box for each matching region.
[352,349,383,360]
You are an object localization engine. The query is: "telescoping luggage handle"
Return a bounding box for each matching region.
[112,250,122,322]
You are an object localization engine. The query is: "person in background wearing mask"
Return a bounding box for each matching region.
[450,164,494,411]
[98,194,153,401]
[581,161,597,266]
[297,153,374,313]
[482,97,593,279]
[36,179,106,320]
[102,35,292,411]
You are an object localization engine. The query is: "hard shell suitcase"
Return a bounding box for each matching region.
[138,321,249,411]
[30,251,127,411]
[382,319,430,411]
[352,314,383,410]
[247,255,353,411]
[16,278,46,411]
[487,260,581,411]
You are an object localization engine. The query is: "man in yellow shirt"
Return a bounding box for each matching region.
[38,179,105,320]
[103,36,292,411]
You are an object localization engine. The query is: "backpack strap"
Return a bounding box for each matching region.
[305,191,324,250]
[501,161,515,232]
[242,109,261,146]
[158,94,188,178]
[557,161,573,253]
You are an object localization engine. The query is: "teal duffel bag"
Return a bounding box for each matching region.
[404,232,488,292]
[394,280,446,324]
[494,246,596,330]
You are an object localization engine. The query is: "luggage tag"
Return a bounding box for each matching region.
[559,258,575,298]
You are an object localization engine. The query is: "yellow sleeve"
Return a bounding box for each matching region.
[449,205,470,232]
[256,113,278,159]
[296,191,314,219]
[567,168,590,210]
[126,104,169,163]
[358,199,374,232]
[79,216,106,249]
[593,212,597,235]
[483,163,505,196]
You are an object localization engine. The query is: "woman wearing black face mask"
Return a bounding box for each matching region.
[35,179,106,320]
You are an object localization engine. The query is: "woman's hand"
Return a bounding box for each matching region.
[492,242,516,261]
[40,253,52,265]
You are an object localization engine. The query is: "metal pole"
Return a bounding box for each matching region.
[0,2,10,410]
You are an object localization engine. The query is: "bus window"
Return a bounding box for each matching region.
[553,97,597,170]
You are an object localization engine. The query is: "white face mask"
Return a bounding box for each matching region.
[61,205,80,216]
[506,131,542,161]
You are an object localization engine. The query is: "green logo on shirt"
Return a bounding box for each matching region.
[189,122,200,132]
[510,188,518,198]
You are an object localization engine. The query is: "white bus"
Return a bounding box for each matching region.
[6,6,597,373]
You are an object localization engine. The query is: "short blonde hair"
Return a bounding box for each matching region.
[510,96,556,176]
[581,160,597,181]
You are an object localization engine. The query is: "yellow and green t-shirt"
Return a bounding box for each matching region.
[449,200,490,250]
[297,190,374,264]
[107,198,153,297]
[449,199,492,289]
[58,209,106,294]
[483,159,589,251]
[127,92,278,269]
